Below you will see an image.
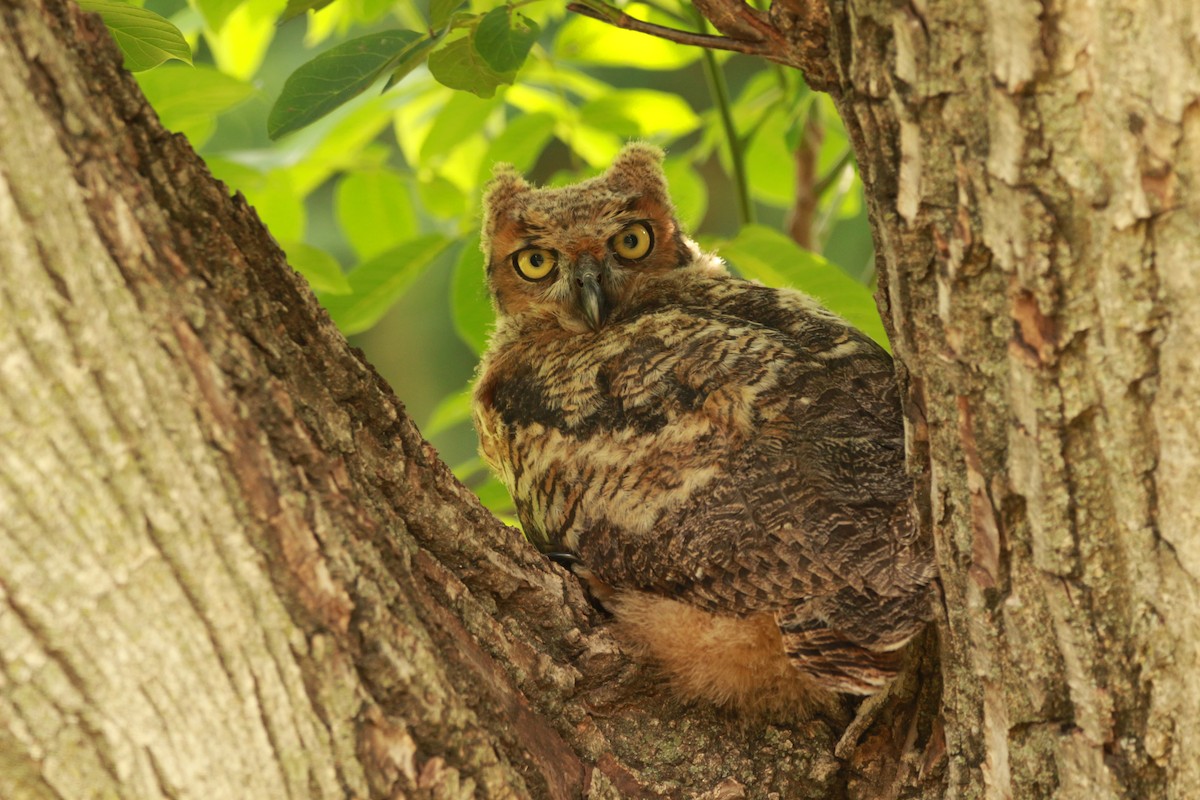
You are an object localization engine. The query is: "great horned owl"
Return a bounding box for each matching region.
[472,143,934,719]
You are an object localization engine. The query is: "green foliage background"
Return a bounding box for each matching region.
[104,0,878,520]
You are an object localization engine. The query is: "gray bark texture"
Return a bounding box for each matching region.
[817,0,1200,797]
[0,0,1195,799]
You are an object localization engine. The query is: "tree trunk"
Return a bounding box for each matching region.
[821,0,1200,797]
[2,0,1196,798]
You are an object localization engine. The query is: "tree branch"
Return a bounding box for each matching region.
[566,0,838,90]
[691,0,776,42]
[566,1,772,58]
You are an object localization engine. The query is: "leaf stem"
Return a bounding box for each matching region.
[690,8,753,226]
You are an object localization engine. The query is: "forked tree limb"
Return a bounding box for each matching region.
[566,0,837,89]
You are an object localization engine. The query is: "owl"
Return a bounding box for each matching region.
[472,143,934,719]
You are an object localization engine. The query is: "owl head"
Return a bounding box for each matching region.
[481,143,694,332]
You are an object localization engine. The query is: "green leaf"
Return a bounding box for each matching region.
[579,89,700,139]
[282,241,351,295]
[203,0,278,81]
[286,97,399,196]
[427,34,511,98]
[554,13,699,70]
[136,65,254,147]
[281,0,336,23]
[450,235,493,354]
[479,111,556,180]
[241,171,307,242]
[383,37,439,90]
[425,385,474,437]
[429,0,464,29]
[662,158,707,233]
[449,455,488,483]
[80,0,192,72]
[474,475,516,519]
[473,7,539,73]
[566,126,623,168]
[334,170,418,260]
[745,108,796,207]
[322,235,451,334]
[718,225,888,347]
[417,174,469,218]
[269,30,427,139]
[421,92,499,163]
[193,0,242,31]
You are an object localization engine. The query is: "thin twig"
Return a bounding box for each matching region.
[566,2,769,58]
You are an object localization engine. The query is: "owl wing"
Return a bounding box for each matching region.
[570,280,933,691]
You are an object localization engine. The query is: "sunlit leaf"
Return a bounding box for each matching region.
[731,69,785,140]
[282,241,351,295]
[435,137,490,197]
[565,125,623,168]
[192,0,241,31]
[745,108,796,207]
[393,82,446,165]
[479,111,556,180]
[718,225,887,347]
[283,95,399,196]
[322,235,451,334]
[417,174,469,218]
[135,65,254,147]
[816,94,849,173]
[203,1,278,81]
[836,175,863,219]
[335,170,418,259]
[554,13,700,69]
[473,7,539,73]
[521,59,610,101]
[506,83,574,119]
[427,34,512,98]
[281,0,335,23]
[269,30,427,139]
[80,0,192,71]
[421,92,500,163]
[245,172,307,242]
[450,235,492,354]
[662,158,707,232]
[579,90,700,139]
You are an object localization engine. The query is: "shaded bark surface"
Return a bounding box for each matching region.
[1,0,1196,798]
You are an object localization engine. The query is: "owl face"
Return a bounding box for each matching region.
[482,144,691,332]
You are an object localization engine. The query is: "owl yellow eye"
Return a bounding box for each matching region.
[513,248,557,281]
[612,222,653,261]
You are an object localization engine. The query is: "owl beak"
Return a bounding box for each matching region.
[575,258,608,331]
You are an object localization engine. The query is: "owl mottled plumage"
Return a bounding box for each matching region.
[473,144,934,718]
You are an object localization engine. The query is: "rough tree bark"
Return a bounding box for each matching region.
[820,0,1200,797]
[1,1,1196,800]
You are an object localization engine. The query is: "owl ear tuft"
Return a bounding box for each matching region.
[605,142,669,201]
[482,164,531,242]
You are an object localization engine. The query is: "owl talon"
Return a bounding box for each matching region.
[544,553,616,611]
[546,552,582,570]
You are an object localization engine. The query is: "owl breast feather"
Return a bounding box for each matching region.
[475,297,898,559]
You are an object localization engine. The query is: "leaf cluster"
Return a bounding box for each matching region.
[98,0,878,519]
